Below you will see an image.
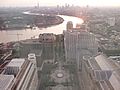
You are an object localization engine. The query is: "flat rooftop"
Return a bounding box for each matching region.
[6,58,25,68]
[95,55,119,70]
[21,39,41,44]
[0,75,14,90]
[93,54,120,90]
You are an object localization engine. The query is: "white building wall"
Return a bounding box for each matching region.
[64,30,98,69]
[64,30,77,62]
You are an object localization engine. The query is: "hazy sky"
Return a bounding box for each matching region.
[0,0,120,7]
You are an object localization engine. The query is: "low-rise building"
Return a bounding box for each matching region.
[101,43,120,56]
[81,54,120,90]
[0,54,38,90]
[0,75,14,90]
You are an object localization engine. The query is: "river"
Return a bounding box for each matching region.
[0,15,83,43]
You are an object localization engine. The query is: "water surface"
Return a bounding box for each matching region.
[0,15,83,43]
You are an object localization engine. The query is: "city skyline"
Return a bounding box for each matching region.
[1,0,120,7]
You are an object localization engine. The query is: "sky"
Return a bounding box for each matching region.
[0,0,120,7]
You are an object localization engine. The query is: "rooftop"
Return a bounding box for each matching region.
[85,54,120,90]
[0,75,14,90]
[95,55,119,70]
[102,44,120,50]
[6,58,25,68]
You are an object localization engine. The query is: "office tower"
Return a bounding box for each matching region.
[64,28,98,70]
[66,21,73,30]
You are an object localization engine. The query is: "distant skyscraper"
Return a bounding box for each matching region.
[66,21,73,30]
[64,28,98,70]
[37,2,39,8]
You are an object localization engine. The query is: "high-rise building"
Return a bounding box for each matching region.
[66,21,73,30]
[64,28,98,70]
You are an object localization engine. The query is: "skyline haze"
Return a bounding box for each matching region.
[0,0,120,7]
